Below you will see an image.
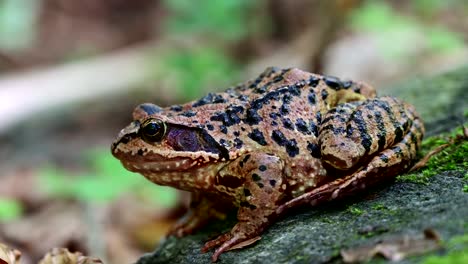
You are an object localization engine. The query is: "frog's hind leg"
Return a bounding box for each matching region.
[319,96,424,170]
[276,96,424,214]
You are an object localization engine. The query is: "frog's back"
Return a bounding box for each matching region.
[161,67,375,162]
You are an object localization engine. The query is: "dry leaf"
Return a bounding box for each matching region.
[341,229,441,263]
[38,248,102,264]
[0,243,21,264]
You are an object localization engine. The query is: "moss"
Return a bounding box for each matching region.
[371,203,386,210]
[397,172,431,185]
[397,125,468,184]
[423,251,468,264]
[422,234,468,264]
[321,217,334,224]
[347,206,365,216]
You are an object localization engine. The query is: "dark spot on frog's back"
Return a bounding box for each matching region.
[285,139,299,157]
[192,93,226,107]
[245,109,263,125]
[271,130,286,146]
[210,106,243,127]
[282,118,294,130]
[180,110,196,117]
[269,112,279,120]
[138,103,163,115]
[308,76,320,87]
[254,85,267,94]
[248,129,268,146]
[219,125,228,134]
[273,75,283,83]
[280,104,290,115]
[234,138,243,149]
[295,118,310,134]
[308,92,316,105]
[323,75,343,90]
[170,105,183,112]
[307,142,321,158]
[238,95,249,101]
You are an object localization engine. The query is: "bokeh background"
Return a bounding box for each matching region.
[0,0,467,263]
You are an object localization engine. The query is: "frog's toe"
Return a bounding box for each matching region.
[203,233,247,262]
[202,233,232,253]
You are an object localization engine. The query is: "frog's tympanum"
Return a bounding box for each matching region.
[111,67,424,262]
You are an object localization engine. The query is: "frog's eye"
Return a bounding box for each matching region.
[140,118,166,143]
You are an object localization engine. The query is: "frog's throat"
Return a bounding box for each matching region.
[113,147,225,170]
[122,158,228,191]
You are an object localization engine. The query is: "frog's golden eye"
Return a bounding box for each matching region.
[140,118,166,143]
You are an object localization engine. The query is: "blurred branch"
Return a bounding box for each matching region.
[0,44,155,133]
[0,51,20,69]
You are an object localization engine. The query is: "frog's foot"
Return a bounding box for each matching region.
[202,224,264,262]
[277,97,424,214]
[203,233,257,262]
[202,233,232,253]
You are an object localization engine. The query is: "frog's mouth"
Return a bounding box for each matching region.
[112,147,223,173]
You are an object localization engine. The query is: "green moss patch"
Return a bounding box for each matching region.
[422,234,468,264]
[397,126,468,185]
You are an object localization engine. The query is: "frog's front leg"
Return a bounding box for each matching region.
[169,192,230,237]
[277,96,424,213]
[202,152,285,262]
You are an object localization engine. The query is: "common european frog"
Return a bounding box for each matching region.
[111,67,424,262]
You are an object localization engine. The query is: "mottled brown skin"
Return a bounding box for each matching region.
[111,67,424,262]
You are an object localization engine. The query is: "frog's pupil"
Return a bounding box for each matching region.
[145,122,160,136]
[141,119,166,143]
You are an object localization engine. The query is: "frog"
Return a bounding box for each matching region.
[111,67,424,262]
